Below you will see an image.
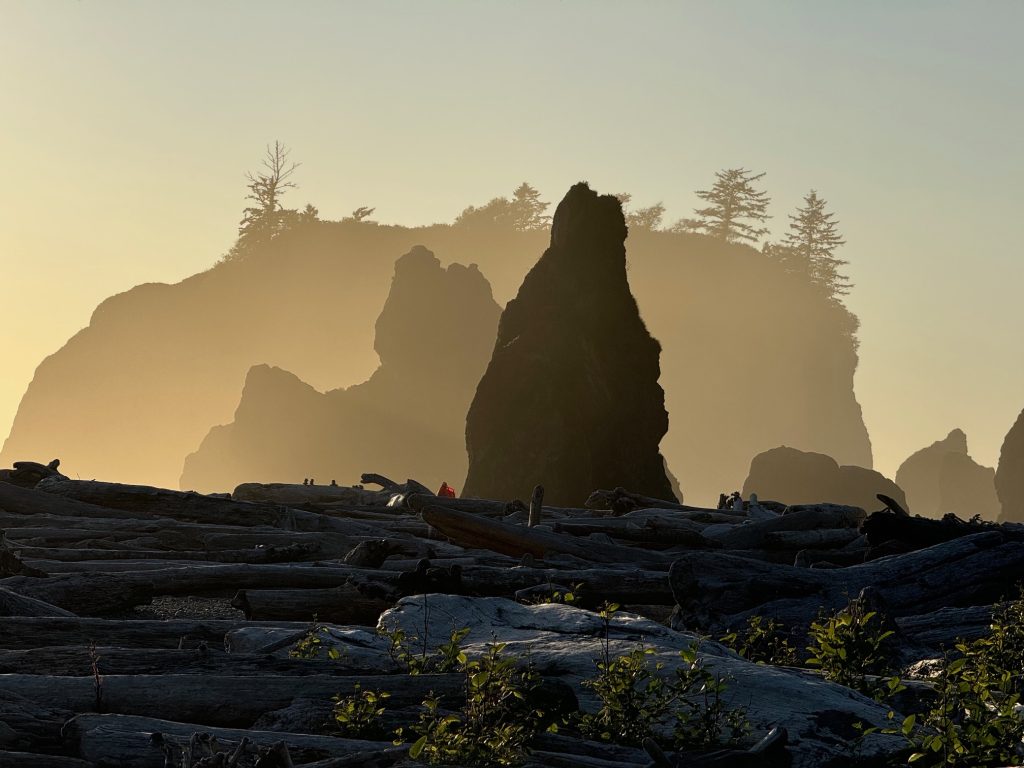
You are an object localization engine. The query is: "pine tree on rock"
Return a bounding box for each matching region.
[225,142,300,261]
[692,168,771,243]
[456,182,551,231]
[509,182,551,230]
[783,190,850,298]
[613,194,666,231]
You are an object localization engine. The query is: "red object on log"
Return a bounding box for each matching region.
[437,482,457,498]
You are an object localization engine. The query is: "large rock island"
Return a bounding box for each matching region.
[3,201,871,503]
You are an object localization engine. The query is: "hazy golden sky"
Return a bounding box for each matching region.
[2,1,1021,477]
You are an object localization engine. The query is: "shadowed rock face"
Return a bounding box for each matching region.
[896,429,1000,519]
[462,183,674,506]
[179,246,500,493]
[997,409,1024,522]
[742,445,905,512]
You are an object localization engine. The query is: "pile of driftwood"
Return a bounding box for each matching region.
[1,465,1021,767]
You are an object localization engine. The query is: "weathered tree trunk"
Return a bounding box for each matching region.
[702,505,865,550]
[584,487,696,514]
[670,531,1024,633]
[0,587,76,617]
[0,616,310,650]
[761,528,862,550]
[421,505,672,566]
[232,482,394,505]
[35,478,379,535]
[231,583,390,623]
[0,481,140,520]
[1,672,464,728]
[66,713,395,768]
[896,604,996,651]
[862,510,1024,549]
[0,752,93,768]
[1,563,390,615]
[0,646,389,677]
[550,516,716,549]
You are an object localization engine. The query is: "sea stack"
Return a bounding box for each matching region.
[462,183,675,506]
[896,428,1000,519]
[180,246,501,493]
[996,408,1024,522]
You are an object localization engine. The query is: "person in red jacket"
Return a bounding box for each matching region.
[437,481,457,498]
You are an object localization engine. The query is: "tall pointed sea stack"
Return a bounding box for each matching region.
[996,407,1024,522]
[462,183,675,506]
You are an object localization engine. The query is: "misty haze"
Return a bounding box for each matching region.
[2,3,1023,767]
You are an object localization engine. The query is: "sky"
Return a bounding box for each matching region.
[1,0,1021,478]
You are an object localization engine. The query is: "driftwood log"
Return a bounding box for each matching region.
[0,616,310,650]
[862,510,1024,550]
[231,583,390,623]
[421,504,673,566]
[671,531,1024,633]
[34,477,380,535]
[66,713,394,768]
[0,672,464,728]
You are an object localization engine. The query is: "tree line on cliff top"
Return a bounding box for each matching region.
[221,143,852,311]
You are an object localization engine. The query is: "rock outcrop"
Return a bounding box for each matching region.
[463,183,674,506]
[179,246,500,493]
[4,209,871,502]
[742,445,904,512]
[996,408,1024,522]
[896,429,1000,519]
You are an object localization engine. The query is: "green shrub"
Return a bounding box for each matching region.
[290,617,342,660]
[577,645,673,746]
[530,582,584,606]
[672,645,750,750]
[332,683,391,739]
[576,644,749,750]
[720,615,799,666]
[400,641,546,766]
[857,597,1024,766]
[806,597,898,698]
[890,617,1024,766]
[379,625,472,675]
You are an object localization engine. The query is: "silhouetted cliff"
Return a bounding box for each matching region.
[1,221,540,489]
[996,408,1024,522]
[3,214,870,502]
[179,247,501,493]
[895,429,1000,519]
[463,183,674,505]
